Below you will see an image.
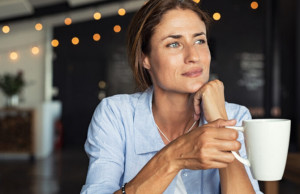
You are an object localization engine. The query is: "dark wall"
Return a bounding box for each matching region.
[274,0,298,151]
[200,0,265,109]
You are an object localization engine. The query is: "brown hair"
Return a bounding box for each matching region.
[127,0,211,91]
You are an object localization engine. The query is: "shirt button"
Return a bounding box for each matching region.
[183,172,188,177]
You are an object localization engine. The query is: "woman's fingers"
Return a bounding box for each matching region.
[210,118,237,128]
[193,91,202,121]
[201,119,238,140]
[193,80,227,122]
[173,119,241,170]
[210,139,241,151]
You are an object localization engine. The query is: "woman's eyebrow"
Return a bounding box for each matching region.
[162,34,182,41]
[194,32,206,37]
[162,32,206,41]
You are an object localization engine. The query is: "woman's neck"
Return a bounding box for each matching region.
[152,88,197,142]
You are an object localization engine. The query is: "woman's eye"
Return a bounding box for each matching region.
[195,39,206,44]
[167,42,180,48]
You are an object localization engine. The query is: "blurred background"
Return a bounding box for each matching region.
[0,0,299,193]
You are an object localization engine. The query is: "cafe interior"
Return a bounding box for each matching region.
[0,0,299,193]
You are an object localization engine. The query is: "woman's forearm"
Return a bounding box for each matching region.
[219,159,255,194]
[114,146,181,194]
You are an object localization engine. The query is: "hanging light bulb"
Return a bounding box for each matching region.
[114,25,121,33]
[94,12,102,20]
[2,25,10,33]
[118,8,126,16]
[72,37,79,45]
[64,17,72,25]
[10,52,18,60]
[35,23,43,31]
[213,12,221,21]
[93,33,101,41]
[251,1,259,9]
[51,39,59,47]
[31,46,40,55]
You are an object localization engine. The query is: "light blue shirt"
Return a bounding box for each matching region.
[81,87,262,194]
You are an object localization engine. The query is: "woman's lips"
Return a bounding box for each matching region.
[182,68,203,77]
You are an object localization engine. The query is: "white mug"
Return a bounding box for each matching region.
[226,119,291,181]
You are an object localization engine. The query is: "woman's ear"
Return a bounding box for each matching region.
[142,53,151,70]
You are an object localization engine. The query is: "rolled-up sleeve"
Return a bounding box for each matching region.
[81,99,125,194]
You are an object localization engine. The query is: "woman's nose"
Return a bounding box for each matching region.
[184,45,200,64]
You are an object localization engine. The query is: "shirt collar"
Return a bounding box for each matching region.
[133,87,165,155]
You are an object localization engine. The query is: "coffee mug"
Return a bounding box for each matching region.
[226,119,291,181]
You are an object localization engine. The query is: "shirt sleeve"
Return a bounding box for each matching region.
[81,98,125,194]
[233,105,263,194]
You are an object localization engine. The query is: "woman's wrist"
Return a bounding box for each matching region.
[156,144,182,174]
[122,145,181,194]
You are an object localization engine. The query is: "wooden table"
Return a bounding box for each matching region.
[264,153,300,194]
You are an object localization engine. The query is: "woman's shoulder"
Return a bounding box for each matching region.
[94,91,147,115]
[103,92,143,105]
[225,102,251,121]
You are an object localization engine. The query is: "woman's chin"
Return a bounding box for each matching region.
[186,83,204,93]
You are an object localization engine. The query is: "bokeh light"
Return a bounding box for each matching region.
[31,46,40,55]
[35,23,43,31]
[93,33,101,41]
[51,39,59,47]
[193,0,200,3]
[98,81,106,89]
[113,25,121,33]
[10,52,18,60]
[64,17,72,25]
[2,25,10,33]
[72,37,79,45]
[94,12,101,20]
[251,1,259,10]
[213,12,221,21]
[118,8,126,16]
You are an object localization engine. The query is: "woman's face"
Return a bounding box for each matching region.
[143,8,211,94]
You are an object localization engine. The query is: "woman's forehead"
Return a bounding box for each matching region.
[153,9,206,36]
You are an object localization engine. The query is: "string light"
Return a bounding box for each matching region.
[64,17,72,25]
[35,23,43,31]
[251,1,259,9]
[72,37,79,45]
[10,52,18,60]
[2,25,10,33]
[113,25,121,33]
[118,8,126,16]
[193,0,200,3]
[213,12,221,21]
[94,12,102,20]
[93,33,101,41]
[31,46,40,55]
[51,39,59,47]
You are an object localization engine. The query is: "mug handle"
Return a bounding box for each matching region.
[225,126,251,167]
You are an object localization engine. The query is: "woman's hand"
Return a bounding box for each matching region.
[193,80,227,122]
[170,119,240,170]
[120,119,240,194]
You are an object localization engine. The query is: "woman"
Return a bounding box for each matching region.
[81,0,262,193]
